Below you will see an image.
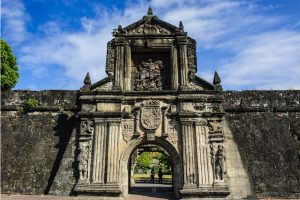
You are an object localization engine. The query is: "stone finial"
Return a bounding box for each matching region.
[84,72,91,85]
[213,71,223,91]
[80,72,91,92]
[147,6,153,16]
[118,24,123,32]
[213,71,221,84]
[179,21,184,32]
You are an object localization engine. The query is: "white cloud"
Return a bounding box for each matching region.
[219,30,300,89]
[1,0,29,44]
[7,0,300,90]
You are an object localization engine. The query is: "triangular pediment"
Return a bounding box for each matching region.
[124,16,180,35]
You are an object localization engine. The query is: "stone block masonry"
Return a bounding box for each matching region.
[1,90,300,199]
[1,90,78,195]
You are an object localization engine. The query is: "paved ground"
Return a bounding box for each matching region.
[1,183,176,200]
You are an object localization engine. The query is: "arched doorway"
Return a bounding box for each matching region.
[119,137,182,199]
[129,144,172,195]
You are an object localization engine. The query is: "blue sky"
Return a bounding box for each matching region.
[1,0,300,90]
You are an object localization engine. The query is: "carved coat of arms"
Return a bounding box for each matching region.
[141,100,161,130]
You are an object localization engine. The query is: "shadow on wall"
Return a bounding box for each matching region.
[44,113,76,195]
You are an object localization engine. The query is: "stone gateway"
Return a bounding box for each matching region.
[2,7,300,200]
[75,7,253,199]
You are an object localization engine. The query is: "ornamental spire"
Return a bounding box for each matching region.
[147,6,153,16]
[179,21,184,32]
[213,71,223,91]
[80,72,91,92]
[84,72,91,85]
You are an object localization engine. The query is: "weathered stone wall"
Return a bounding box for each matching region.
[1,90,78,195]
[1,90,300,198]
[223,90,300,198]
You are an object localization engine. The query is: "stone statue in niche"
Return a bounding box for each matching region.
[215,145,225,181]
[134,59,163,91]
[78,143,89,181]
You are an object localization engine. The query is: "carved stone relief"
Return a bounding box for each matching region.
[140,100,161,130]
[80,120,94,135]
[208,121,223,134]
[78,142,91,181]
[78,120,94,182]
[214,145,225,181]
[131,52,171,91]
[194,103,206,112]
[127,24,171,35]
[187,38,197,80]
[105,41,115,76]
[168,118,179,145]
[122,119,134,142]
[134,59,163,91]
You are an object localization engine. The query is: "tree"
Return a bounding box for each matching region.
[155,153,172,174]
[1,39,19,90]
[136,152,153,173]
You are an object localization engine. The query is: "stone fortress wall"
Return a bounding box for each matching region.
[1,90,300,198]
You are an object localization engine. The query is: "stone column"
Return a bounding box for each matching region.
[177,37,188,89]
[107,121,121,184]
[181,120,197,188]
[195,122,214,187]
[92,121,107,184]
[114,38,125,90]
[124,43,131,91]
[171,46,179,90]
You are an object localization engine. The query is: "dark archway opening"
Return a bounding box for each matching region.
[128,144,176,199]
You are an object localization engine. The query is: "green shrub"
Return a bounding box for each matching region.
[23,98,39,112]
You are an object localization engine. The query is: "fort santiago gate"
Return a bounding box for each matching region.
[74,7,253,199]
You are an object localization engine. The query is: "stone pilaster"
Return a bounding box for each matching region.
[92,121,107,184]
[106,121,121,184]
[162,107,168,136]
[195,121,214,187]
[124,43,131,91]
[177,37,188,90]
[181,120,197,188]
[114,38,125,90]
[171,45,179,90]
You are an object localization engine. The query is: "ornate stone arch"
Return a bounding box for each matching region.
[119,136,183,198]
